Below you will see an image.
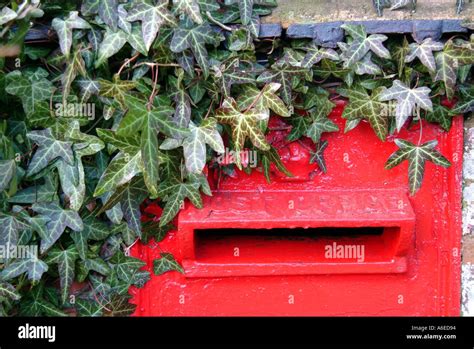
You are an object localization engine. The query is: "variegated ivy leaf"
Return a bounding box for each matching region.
[52,11,90,57]
[456,0,465,14]
[55,121,105,211]
[26,128,74,177]
[305,109,339,144]
[169,71,192,128]
[160,118,224,174]
[0,251,48,283]
[94,151,142,197]
[405,38,443,73]
[117,4,132,34]
[340,24,390,68]
[127,0,177,52]
[118,95,189,197]
[98,74,137,109]
[0,6,17,26]
[300,43,339,68]
[127,23,149,55]
[62,46,87,102]
[424,102,454,131]
[0,160,16,192]
[173,0,203,24]
[379,80,432,131]
[385,139,450,195]
[225,0,253,25]
[228,27,254,51]
[5,69,53,115]
[237,83,291,119]
[170,22,222,78]
[76,78,100,103]
[214,63,255,97]
[309,140,328,173]
[434,39,474,99]
[342,86,388,141]
[353,53,382,75]
[119,178,148,235]
[0,214,29,250]
[95,29,128,67]
[99,0,118,31]
[0,282,20,301]
[8,176,58,204]
[257,64,311,105]
[44,246,79,304]
[215,97,270,152]
[451,84,474,114]
[153,252,184,275]
[32,202,83,253]
[158,179,202,226]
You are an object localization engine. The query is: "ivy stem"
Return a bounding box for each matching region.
[147,65,159,111]
[206,11,233,31]
[417,108,423,145]
[117,53,139,76]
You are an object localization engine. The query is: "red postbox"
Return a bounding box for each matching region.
[130,100,463,316]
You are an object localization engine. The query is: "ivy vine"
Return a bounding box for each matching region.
[0,0,472,316]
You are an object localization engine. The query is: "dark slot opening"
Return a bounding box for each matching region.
[195,227,384,240]
[193,227,396,263]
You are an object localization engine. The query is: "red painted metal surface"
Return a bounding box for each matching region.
[130,100,463,316]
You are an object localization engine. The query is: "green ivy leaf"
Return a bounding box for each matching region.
[0,282,21,301]
[52,11,90,57]
[385,139,451,195]
[0,160,16,192]
[301,43,339,68]
[310,140,329,173]
[342,86,388,141]
[237,83,291,119]
[98,74,137,109]
[173,0,203,24]
[26,128,74,177]
[158,180,202,226]
[215,97,270,152]
[0,252,48,283]
[99,0,119,31]
[153,252,184,275]
[170,22,221,78]
[127,0,177,51]
[405,38,444,73]
[32,202,84,253]
[225,0,253,25]
[95,29,128,67]
[5,69,54,115]
[45,246,79,304]
[0,214,29,249]
[379,80,432,131]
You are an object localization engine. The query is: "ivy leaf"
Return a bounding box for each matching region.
[127,0,177,51]
[52,11,90,57]
[94,151,142,197]
[117,4,131,34]
[44,246,79,304]
[353,53,382,75]
[310,140,329,173]
[0,160,16,192]
[305,110,339,143]
[32,202,83,253]
[0,251,48,283]
[451,84,474,114]
[424,102,454,131]
[301,43,339,68]
[225,0,253,25]
[173,0,203,24]
[62,47,87,102]
[261,146,293,182]
[95,29,128,67]
[119,95,188,196]
[153,252,184,275]
[385,139,451,195]
[215,97,270,152]
[170,22,221,78]
[0,282,21,301]
[120,178,148,235]
[5,70,53,115]
[372,0,390,16]
[434,39,474,99]
[390,0,412,10]
[0,214,29,249]
[161,118,224,174]
[340,24,390,67]
[215,63,255,97]
[75,299,103,317]
[98,0,118,31]
[26,128,74,177]
[405,38,444,73]
[111,251,147,284]
[342,87,388,141]
[237,83,291,118]
[158,180,202,226]
[98,74,137,109]
[379,80,432,131]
